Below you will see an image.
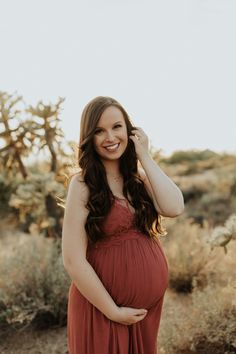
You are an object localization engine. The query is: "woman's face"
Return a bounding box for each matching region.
[93,106,128,161]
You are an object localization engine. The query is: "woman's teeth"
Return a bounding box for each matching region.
[105,143,119,151]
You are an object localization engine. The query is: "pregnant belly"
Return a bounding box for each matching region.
[86,231,169,309]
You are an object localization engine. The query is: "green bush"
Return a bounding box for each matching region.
[9,172,66,237]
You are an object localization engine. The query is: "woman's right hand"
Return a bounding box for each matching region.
[109,306,148,325]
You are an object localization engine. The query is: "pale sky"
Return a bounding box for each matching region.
[1,0,236,156]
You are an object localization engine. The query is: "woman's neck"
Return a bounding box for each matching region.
[102,159,121,177]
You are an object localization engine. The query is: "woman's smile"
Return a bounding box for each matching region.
[103,143,120,152]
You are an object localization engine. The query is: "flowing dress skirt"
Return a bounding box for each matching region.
[67,198,169,354]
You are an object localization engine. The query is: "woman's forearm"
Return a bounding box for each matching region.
[65,259,118,320]
[139,153,184,216]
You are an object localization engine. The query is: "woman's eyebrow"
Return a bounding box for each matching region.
[112,120,123,125]
[96,121,123,129]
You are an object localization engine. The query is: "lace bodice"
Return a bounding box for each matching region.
[101,196,135,237]
[86,196,145,250]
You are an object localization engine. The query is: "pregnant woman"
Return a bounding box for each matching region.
[62,96,184,354]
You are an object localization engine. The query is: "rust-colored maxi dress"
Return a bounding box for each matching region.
[67,196,169,354]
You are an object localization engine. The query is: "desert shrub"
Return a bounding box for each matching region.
[230,176,236,195]
[163,214,236,294]
[159,282,236,354]
[183,176,233,224]
[0,173,18,217]
[186,195,233,227]
[0,175,12,216]
[174,165,236,226]
[162,217,212,293]
[179,161,207,175]
[182,185,205,204]
[159,215,236,353]
[180,155,235,175]
[176,170,217,203]
[161,149,218,165]
[189,282,236,353]
[9,172,66,237]
[0,232,70,328]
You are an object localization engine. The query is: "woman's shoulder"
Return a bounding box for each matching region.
[68,171,89,203]
[70,170,84,183]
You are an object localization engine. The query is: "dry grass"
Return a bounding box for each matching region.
[0,327,68,354]
[158,218,236,354]
[159,282,236,354]
[0,228,70,328]
[161,216,212,292]
[0,218,236,353]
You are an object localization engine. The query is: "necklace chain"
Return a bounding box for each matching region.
[107,174,122,182]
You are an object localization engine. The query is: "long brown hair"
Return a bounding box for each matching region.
[77,96,166,244]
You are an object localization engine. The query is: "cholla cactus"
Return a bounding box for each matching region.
[27,98,65,172]
[208,213,236,253]
[0,91,29,178]
[9,172,65,237]
[224,214,236,240]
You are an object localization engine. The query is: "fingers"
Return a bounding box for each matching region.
[116,307,148,326]
[119,314,147,326]
[128,310,148,325]
[130,127,147,141]
[131,312,148,325]
[131,128,142,137]
[129,132,141,142]
[135,309,148,316]
[131,127,145,133]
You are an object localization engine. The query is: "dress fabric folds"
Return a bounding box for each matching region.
[67,196,169,354]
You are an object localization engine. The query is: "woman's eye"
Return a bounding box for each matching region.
[94,129,103,134]
[95,125,122,134]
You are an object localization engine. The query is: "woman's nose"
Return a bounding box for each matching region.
[105,130,115,141]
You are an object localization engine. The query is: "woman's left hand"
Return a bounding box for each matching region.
[129,127,150,159]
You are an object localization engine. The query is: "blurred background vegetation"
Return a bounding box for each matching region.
[0,91,235,354]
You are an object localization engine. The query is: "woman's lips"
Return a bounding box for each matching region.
[104,143,120,151]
